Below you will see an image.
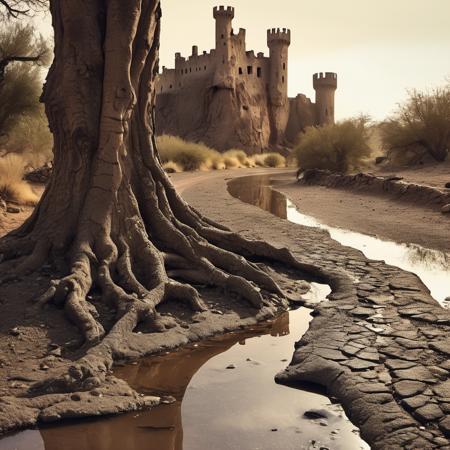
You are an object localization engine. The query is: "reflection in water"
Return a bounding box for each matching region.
[1,284,369,450]
[228,175,450,304]
[228,176,287,219]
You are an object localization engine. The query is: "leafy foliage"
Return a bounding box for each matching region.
[380,83,450,163]
[294,117,372,173]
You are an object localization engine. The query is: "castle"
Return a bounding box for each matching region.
[155,5,338,153]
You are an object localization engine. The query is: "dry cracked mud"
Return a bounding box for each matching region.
[180,170,450,450]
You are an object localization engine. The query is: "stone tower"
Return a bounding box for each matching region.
[313,72,337,125]
[267,28,291,145]
[213,6,235,89]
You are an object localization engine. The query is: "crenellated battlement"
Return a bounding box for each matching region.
[313,72,337,89]
[267,28,291,46]
[213,5,235,19]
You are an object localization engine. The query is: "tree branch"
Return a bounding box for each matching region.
[0,0,29,17]
[0,52,46,85]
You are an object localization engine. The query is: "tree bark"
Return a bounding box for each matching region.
[0,0,316,395]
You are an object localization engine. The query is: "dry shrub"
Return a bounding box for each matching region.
[4,108,53,167]
[157,135,222,171]
[263,153,286,168]
[0,154,38,204]
[295,117,372,173]
[380,83,450,164]
[252,153,286,168]
[162,160,182,173]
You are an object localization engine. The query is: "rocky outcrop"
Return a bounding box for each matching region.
[299,169,450,212]
[156,78,272,153]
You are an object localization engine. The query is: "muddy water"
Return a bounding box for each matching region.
[228,175,450,305]
[0,284,369,450]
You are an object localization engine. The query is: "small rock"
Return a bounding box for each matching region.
[226,364,236,370]
[393,380,427,398]
[441,204,450,214]
[415,403,444,421]
[39,363,50,371]
[9,327,21,336]
[70,393,81,401]
[6,206,20,214]
[303,409,329,420]
[89,389,102,397]
[445,182,450,189]
[50,347,62,357]
[439,417,450,437]
[271,428,278,432]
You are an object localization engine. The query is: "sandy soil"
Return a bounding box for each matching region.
[374,160,450,190]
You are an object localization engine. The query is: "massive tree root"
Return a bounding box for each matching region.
[0,0,319,399]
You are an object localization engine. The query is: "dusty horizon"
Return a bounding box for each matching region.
[33,0,450,121]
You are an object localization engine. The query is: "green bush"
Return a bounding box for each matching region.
[380,83,450,163]
[295,117,372,173]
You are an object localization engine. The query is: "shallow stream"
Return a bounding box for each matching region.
[228,174,450,305]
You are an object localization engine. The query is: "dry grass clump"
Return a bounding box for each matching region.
[223,149,254,167]
[0,154,38,205]
[157,135,222,172]
[157,135,286,172]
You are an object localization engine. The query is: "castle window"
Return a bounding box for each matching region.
[185,69,188,74]
[257,67,262,78]
[221,34,224,39]
[239,67,243,75]
[204,66,207,70]
[247,66,253,75]
[189,68,192,72]
[283,62,286,70]
[282,76,285,84]
[169,84,172,89]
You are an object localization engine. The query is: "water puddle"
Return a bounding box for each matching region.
[0,284,369,450]
[228,175,450,304]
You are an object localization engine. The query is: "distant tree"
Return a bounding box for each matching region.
[381,84,450,163]
[295,116,372,173]
[0,23,50,141]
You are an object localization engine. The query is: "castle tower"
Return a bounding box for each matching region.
[213,6,234,51]
[313,72,337,125]
[213,6,235,89]
[267,28,291,107]
[267,28,291,145]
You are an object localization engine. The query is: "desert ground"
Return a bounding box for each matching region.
[1,165,450,449]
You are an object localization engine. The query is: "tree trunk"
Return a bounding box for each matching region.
[0,0,315,395]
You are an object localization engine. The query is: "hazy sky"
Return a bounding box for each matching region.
[35,0,450,121]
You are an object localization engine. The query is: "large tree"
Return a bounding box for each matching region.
[0,0,306,395]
